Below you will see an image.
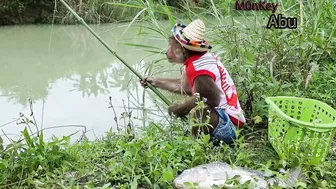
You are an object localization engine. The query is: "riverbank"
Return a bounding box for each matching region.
[0,0,212,25]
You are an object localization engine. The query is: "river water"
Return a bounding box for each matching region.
[0,22,182,144]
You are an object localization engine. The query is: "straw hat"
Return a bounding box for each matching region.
[172,19,212,52]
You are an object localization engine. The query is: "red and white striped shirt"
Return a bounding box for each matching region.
[184,52,246,127]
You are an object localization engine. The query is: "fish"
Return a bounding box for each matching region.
[173,161,302,189]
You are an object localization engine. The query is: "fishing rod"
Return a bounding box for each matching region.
[59,0,188,122]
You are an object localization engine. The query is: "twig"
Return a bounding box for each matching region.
[1,129,13,144]
[19,113,34,137]
[41,98,45,131]
[28,99,40,137]
[122,99,128,134]
[92,128,98,140]
[151,98,171,124]
[108,96,119,130]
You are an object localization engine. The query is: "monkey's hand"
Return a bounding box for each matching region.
[139,76,157,88]
[168,96,197,117]
[168,103,181,116]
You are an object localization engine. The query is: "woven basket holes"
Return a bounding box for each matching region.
[297,111,302,120]
[324,109,329,116]
[296,130,303,135]
[281,123,286,134]
[298,105,303,110]
[307,130,315,138]
[316,140,326,157]
[284,100,290,111]
[298,106,302,118]
[316,151,321,157]
[310,113,315,123]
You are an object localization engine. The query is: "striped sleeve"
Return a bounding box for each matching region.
[189,56,217,83]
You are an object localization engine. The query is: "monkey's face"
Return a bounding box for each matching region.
[166,36,187,64]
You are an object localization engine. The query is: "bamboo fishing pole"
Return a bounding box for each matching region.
[59,0,170,104]
[59,0,189,122]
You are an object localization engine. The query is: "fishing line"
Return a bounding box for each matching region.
[0,119,20,129]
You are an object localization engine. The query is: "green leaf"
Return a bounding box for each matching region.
[131,178,138,189]
[189,149,195,157]
[296,181,307,188]
[153,183,160,189]
[232,175,241,180]
[184,182,197,187]
[22,127,34,148]
[162,170,174,181]
[0,136,3,151]
[121,43,163,50]
[0,162,6,169]
[143,175,152,186]
[264,169,273,177]
[253,115,263,124]
[150,122,169,137]
[203,134,210,143]
[321,180,328,187]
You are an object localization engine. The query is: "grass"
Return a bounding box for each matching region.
[0,103,335,188]
[1,0,336,188]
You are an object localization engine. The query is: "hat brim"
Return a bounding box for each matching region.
[172,24,212,52]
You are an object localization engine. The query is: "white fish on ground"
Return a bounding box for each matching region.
[173,161,302,189]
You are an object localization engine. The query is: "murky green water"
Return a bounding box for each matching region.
[0,22,182,143]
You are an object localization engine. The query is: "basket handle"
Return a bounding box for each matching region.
[265,97,336,129]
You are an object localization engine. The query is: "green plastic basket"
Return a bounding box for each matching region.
[265,96,336,165]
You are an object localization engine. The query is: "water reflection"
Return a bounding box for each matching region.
[0,22,181,143]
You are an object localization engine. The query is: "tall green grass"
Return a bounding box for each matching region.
[116,0,336,122]
[0,101,335,188]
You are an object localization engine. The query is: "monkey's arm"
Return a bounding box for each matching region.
[168,75,220,116]
[153,73,192,95]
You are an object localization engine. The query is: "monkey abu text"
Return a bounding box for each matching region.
[235,0,297,29]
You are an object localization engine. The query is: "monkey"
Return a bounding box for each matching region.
[140,20,246,146]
